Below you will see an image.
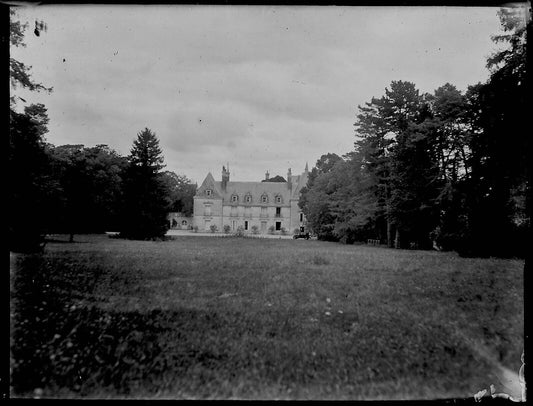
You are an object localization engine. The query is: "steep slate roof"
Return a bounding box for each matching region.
[195,168,309,205]
[196,172,223,199]
[291,170,309,199]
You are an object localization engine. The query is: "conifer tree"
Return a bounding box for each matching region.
[119,128,170,240]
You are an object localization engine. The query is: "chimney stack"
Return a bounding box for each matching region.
[222,165,230,191]
[265,170,270,181]
[287,168,292,189]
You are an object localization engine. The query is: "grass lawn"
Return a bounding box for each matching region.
[10,234,524,400]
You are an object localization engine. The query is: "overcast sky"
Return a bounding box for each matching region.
[11,5,505,184]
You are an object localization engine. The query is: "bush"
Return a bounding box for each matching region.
[280,227,288,235]
[223,225,231,234]
[268,225,275,235]
[293,228,300,235]
[192,225,198,233]
[234,225,245,237]
[210,224,218,233]
[251,225,259,235]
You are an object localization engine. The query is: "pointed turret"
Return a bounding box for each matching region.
[196,172,221,198]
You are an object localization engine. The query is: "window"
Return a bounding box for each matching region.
[232,220,237,231]
[204,205,212,216]
[261,194,268,203]
[275,195,282,204]
[300,226,305,232]
[182,220,188,225]
[206,189,212,196]
[276,221,281,231]
[276,207,281,217]
[245,194,252,203]
[300,212,304,222]
[244,221,249,230]
[231,194,238,203]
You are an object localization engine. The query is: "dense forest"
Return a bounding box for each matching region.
[299,8,530,258]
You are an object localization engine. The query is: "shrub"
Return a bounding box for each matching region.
[192,225,198,233]
[223,225,231,234]
[268,225,275,235]
[293,228,300,235]
[251,225,259,234]
[210,224,218,233]
[234,226,245,237]
[280,227,288,235]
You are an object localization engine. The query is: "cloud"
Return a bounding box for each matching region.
[11,5,504,184]
[161,100,257,153]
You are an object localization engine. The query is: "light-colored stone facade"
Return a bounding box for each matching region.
[193,165,309,234]
[167,212,193,230]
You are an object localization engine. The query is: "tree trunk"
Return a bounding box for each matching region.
[387,218,392,248]
[394,228,401,249]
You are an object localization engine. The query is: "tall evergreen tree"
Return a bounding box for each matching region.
[119,128,170,240]
[458,6,530,257]
[354,81,435,247]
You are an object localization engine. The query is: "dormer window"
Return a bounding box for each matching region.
[231,194,239,203]
[206,189,212,196]
[245,194,252,203]
[275,195,282,204]
[261,194,268,204]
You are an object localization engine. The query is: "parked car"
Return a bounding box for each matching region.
[293,232,310,240]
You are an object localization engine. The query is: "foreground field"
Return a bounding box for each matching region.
[10,235,524,399]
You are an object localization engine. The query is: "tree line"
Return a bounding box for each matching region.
[9,11,195,252]
[299,8,530,258]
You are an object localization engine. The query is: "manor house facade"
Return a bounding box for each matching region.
[193,165,309,234]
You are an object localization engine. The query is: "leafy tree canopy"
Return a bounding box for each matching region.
[160,171,196,216]
[9,10,52,101]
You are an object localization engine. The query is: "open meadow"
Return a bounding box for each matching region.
[10,234,524,400]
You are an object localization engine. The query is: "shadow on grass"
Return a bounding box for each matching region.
[10,250,521,401]
[10,254,263,397]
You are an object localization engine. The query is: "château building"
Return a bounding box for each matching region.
[193,165,309,234]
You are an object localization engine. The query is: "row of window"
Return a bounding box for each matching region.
[204,189,283,204]
[203,205,304,222]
